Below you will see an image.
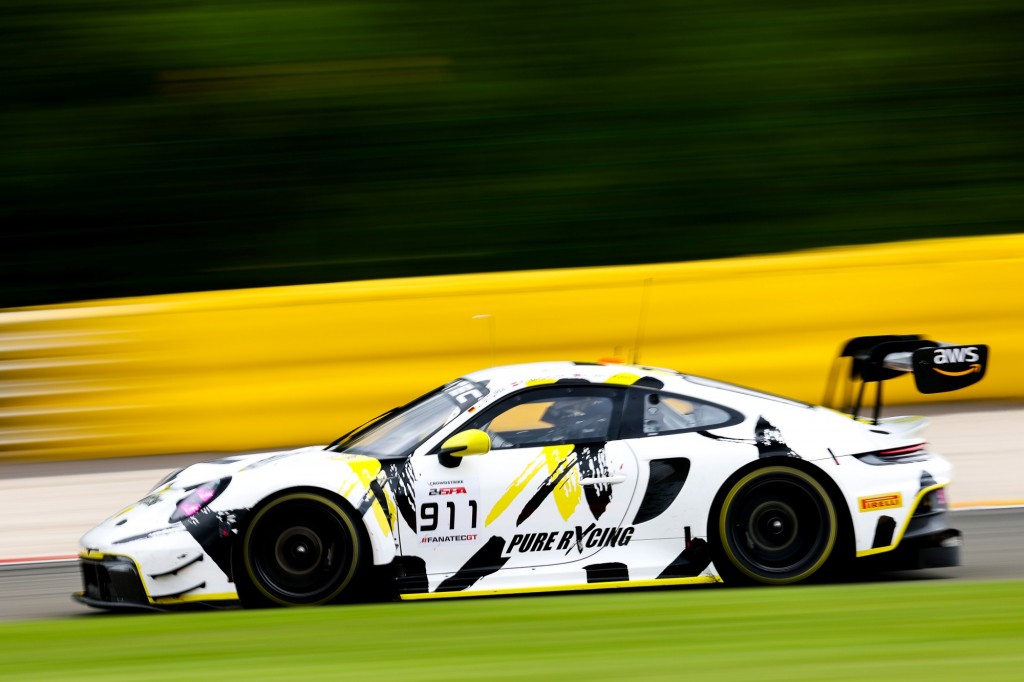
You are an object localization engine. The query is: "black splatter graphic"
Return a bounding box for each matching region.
[697,417,801,460]
[181,507,246,579]
[657,538,711,578]
[384,459,417,531]
[354,473,394,531]
[872,515,897,548]
[696,430,745,443]
[578,443,612,520]
[516,454,578,526]
[632,458,690,525]
[584,562,630,583]
[754,417,801,459]
[435,536,510,592]
[355,488,376,517]
[368,479,393,529]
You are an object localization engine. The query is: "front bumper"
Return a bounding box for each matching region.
[74,548,238,606]
[74,554,159,611]
[78,490,245,610]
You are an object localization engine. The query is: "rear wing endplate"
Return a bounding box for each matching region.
[823,334,988,423]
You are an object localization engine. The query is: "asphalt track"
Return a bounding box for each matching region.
[0,507,1021,622]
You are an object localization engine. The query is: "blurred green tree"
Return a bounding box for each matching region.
[2,0,1022,306]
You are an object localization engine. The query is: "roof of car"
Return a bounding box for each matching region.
[461,360,812,409]
[462,361,681,387]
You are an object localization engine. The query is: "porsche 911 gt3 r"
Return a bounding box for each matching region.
[75,335,985,609]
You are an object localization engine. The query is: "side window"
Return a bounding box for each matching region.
[623,389,742,438]
[465,388,621,450]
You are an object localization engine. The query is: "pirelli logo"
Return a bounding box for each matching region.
[858,493,903,512]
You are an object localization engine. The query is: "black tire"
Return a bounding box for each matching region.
[236,492,366,607]
[714,466,838,585]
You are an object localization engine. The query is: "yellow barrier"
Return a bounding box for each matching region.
[2,234,1022,461]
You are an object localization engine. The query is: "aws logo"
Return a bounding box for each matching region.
[912,343,986,394]
[932,346,979,364]
[931,346,982,377]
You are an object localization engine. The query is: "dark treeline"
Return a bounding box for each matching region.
[2,0,1022,306]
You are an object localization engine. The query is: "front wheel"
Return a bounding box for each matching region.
[237,492,366,607]
[715,466,838,585]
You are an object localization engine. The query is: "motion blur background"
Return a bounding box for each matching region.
[3,0,1023,307]
[2,0,1023,460]
[2,5,1024,666]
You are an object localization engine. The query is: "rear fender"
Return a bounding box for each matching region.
[708,458,856,565]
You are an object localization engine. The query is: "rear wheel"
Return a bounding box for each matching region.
[237,492,366,607]
[715,466,838,585]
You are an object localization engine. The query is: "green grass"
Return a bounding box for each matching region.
[2,580,1023,681]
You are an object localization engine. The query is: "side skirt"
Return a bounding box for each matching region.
[398,575,721,601]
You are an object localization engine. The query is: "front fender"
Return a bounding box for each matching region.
[216,452,402,567]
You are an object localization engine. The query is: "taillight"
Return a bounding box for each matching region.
[854,443,930,465]
[878,443,927,457]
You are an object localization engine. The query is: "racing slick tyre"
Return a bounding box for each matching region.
[236,491,367,607]
[713,466,838,585]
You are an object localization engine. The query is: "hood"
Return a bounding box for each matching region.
[155,445,330,491]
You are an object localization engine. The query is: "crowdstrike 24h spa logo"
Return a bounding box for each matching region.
[428,486,468,495]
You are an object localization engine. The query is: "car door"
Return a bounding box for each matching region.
[405,384,640,587]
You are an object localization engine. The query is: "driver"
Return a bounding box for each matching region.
[541,396,611,442]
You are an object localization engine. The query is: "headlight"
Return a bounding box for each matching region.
[169,477,231,523]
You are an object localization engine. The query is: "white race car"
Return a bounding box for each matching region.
[76,335,986,609]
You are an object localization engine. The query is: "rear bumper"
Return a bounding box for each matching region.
[859,525,962,571]
[878,496,963,570]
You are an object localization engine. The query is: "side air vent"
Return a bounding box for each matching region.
[632,458,690,525]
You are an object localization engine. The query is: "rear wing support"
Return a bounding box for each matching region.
[823,335,988,424]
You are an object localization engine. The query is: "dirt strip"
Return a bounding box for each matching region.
[0,402,1020,560]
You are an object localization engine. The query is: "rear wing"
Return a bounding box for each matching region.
[823,334,988,423]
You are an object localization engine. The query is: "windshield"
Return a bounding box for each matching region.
[328,379,487,458]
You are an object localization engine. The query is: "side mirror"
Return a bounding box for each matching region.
[439,429,491,457]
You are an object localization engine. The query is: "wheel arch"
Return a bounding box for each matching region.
[230,485,388,597]
[707,457,855,582]
[237,477,399,565]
